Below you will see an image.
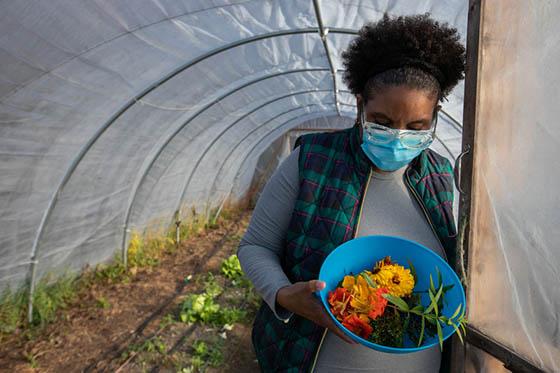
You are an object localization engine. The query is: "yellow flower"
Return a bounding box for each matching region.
[349,274,373,314]
[369,258,415,297]
[341,275,355,290]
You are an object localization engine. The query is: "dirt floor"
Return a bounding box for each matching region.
[0,210,260,373]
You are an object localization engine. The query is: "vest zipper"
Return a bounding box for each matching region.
[403,169,448,262]
[309,168,373,373]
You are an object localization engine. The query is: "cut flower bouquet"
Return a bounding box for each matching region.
[327,256,467,349]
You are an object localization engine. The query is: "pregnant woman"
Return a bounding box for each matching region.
[238,13,466,373]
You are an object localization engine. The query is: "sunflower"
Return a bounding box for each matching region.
[367,257,415,298]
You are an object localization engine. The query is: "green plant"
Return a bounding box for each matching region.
[189,339,224,371]
[382,269,468,349]
[24,351,39,368]
[179,293,220,324]
[127,230,174,268]
[30,272,77,327]
[202,273,223,298]
[0,285,26,334]
[96,296,110,309]
[93,257,128,284]
[220,255,243,282]
[159,313,175,328]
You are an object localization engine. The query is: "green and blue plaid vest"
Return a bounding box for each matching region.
[252,122,457,372]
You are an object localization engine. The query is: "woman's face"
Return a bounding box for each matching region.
[356,85,439,134]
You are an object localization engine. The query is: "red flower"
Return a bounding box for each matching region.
[368,287,389,320]
[328,287,352,320]
[342,314,373,339]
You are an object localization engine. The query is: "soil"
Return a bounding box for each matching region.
[0,209,260,373]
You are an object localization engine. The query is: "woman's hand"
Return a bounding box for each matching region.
[276,280,357,345]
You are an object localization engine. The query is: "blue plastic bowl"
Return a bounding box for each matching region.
[318,235,466,354]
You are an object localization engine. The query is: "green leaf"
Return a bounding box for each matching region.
[437,267,443,289]
[460,320,467,335]
[382,293,409,311]
[425,286,441,316]
[425,316,437,325]
[451,304,462,320]
[433,285,444,315]
[363,274,377,289]
[418,316,425,347]
[452,323,464,344]
[426,284,443,317]
[411,304,424,314]
[424,289,435,314]
[437,321,443,350]
[429,274,435,294]
[442,284,455,293]
[408,260,417,283]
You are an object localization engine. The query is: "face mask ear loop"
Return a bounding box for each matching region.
[360,101,367,127]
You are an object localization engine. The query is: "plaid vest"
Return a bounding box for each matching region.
[252,122,457,372]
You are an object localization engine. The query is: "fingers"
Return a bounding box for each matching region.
[308,279,325,292]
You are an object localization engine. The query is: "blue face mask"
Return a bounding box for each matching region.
[360,138,426,171]
[359,103,435,171]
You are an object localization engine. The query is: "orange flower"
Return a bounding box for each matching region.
[328,287,352,320]
[368,287,389,320]
[342,313,373,339]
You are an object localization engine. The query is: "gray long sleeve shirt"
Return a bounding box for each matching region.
[237,146,446,372]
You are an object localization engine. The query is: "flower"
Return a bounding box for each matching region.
[341,275,356,290]
[349,275,373,314]
[328,287,352,321]
[368,257,415,297]
[342,313,373,339]
[368,287,389,320]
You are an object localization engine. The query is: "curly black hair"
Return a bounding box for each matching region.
[342,13,466,102]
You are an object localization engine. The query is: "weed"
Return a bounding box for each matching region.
[92,257,128,284]
[96,296,110,309]
[188,339,224,372]
[29,272,77,327]
[159,313,175,329]
[0,285,26,334]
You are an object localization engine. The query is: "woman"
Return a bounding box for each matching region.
[238,14,466,373]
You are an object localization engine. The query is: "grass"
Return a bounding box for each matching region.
[0,204,244,343]
[0,271,78,339]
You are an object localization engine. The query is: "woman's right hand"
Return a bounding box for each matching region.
[276,280,357,345]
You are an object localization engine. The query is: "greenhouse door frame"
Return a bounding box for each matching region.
[454,1,544,372]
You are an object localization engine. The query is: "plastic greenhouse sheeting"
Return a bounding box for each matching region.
[465,1,560,371]
[0,0,467,294]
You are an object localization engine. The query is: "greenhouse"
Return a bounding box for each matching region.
[0,0,558,372]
